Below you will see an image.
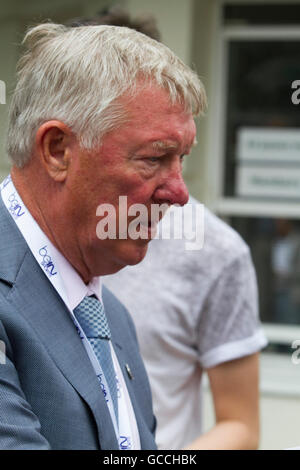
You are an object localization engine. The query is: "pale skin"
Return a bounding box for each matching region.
[184,353,260,450]
[11,84,196,283]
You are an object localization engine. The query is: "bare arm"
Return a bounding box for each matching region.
[184,353,260,450]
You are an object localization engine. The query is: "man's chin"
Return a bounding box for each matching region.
[125,242,149,266]
[102,242,149,276]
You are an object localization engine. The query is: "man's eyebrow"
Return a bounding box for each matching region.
[142,137,198,154]
[151,140,179,151]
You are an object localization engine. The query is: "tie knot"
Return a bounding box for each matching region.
[73,296,111,340]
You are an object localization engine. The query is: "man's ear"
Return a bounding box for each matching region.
[35,121,74,182]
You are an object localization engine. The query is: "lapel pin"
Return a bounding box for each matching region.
[125,363,134,380]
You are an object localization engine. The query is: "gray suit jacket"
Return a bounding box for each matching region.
[0,196,156,449]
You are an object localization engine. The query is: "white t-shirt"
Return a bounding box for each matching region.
[104,197,267,449]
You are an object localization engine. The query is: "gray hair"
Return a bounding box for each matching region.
[6,23,207,167]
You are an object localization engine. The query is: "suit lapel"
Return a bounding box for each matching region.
[11,251,119,449]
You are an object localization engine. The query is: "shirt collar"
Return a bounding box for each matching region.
[53,247,103,311]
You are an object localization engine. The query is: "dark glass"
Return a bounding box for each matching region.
[232,216,300,325]
[224,4,300,25]
[224,40,300,200]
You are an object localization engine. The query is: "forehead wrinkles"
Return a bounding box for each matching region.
[121,83,186,120]
[111,86,196,150]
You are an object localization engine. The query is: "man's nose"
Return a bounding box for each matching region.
[153,164,189,207]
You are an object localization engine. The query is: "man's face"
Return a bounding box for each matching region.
[65,85,196,277]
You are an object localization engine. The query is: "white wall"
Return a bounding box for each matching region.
[127,0,194,64]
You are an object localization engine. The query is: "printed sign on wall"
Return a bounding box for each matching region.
[236,166,300,198]
[237,127,300,163]
[236,127,300,199]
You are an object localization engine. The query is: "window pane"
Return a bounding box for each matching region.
[232,216,300,325]
[224,4,300,25]
[224,40,300,201]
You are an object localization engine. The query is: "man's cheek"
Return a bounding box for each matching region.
[128,181,156,202]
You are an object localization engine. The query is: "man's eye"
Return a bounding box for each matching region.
[148,157,160,163]
[180,154,185,162]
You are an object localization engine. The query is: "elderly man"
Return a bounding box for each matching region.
[0,23,205,449]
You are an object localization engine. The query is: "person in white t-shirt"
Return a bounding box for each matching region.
[105,197,267,450]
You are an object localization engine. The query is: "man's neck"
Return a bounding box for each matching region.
[11,166,93,285]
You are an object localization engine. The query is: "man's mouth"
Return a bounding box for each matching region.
[137,220,158,239]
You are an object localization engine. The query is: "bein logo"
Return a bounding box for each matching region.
[38,246,57,277]
[119,436,131,450]
[97,373,108,402]
[8,192,25,219]
[0,80,5,105]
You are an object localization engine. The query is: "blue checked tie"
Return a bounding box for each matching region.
[74,296,118,424]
